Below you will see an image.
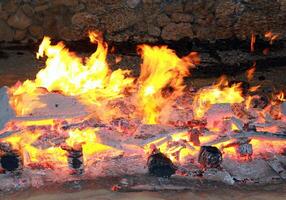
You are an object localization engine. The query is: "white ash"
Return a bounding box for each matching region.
[0,87,16,130]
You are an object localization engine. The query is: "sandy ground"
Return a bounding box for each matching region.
[2,184,286,200]
[0,49,286,199]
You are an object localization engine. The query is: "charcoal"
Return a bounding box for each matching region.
[188,129,200,146]
[147,152,177,178]
[198,146,222,169]
[61,144,84,175]
[0,150,22,173]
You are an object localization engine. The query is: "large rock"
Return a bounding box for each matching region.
[161,23,193,41]
[29,25,44,39]
[14,29,26,41]
[71,12,99,28]
[7,9,32,30]
[101,9,141,33]
[0,19,14,42]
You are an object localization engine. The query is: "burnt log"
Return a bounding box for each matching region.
[147,152,177,178]
[198,146,222,169]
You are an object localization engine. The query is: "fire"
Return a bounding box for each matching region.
[265,32,279,45]
[136,45,199,124]
[65,128,113,162]
[251,33,256,52]
[246,62,256,81]
[8,32,199,124]
[192,77,244,119]
[10,32,134,118]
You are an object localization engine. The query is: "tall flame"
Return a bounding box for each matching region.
[10,32,134,113]
[136,45,199,124]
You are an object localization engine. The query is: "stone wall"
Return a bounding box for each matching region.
[0,0,286,43]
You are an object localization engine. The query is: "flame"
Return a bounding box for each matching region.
[136,45,199,123]
[66,128,113,161]
[193,77,244,119]
[10,32,134,118]
[276,91,285,102]
[251,33,256,52]
[246,62,256,81]
[265,32,279,45]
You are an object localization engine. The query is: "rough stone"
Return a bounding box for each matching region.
[21,4,35,17]
[29,25,44,39]
[163,1,183,14]
[0,19,14,41]
[171,13,193,23]
[0,9,9,20]
[51,0,79,7]
[34,4,50,12]
[126,0,141,8]
[101,9,141,33]
[85,0,107,15]
[7,9,32,30]
[161,23,193,41]
[156,13,171,27]
[147,24,161,37]
[14,29,27,41]
[2,0,18,14]
[71,12,99,28]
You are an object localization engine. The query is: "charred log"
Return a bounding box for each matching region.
[147,152,177,178]
[61,144,84,175]
[0,143,23,174]
[198,146,222,169]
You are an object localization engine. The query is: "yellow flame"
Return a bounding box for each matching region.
[193,77,244,119]
[136,45,199,123]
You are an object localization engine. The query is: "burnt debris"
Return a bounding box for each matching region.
[0,142,23,174]
[61,144,84,175]
[198,146,222,169]
[147,151,177,178]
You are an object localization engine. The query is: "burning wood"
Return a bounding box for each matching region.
[198,146,222,169]
[0,31,286,192]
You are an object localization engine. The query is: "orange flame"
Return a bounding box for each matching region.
[265,32,279,45]
[246,62,256,81]
[251,33,256,52]
[193,77,244,119]
[136,45,199,124]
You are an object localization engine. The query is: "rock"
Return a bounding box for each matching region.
[0,87,16,130]
[156,13,171,27]
[0,9,9,20]
[71,12,99,28]
[101,9,141,33]
[7,9,32,30]
[161,23,193,41]
[29,25,44,39]
[51,0,79,7]
[0,19,14,41]
[34,4,50,12]
[163,1,183,14]
[2,0,18,14]
[14,29,27,41]
[126,0,141,8]
[171,13,193,23]
[21,4,35,17]
[147,24,161,37]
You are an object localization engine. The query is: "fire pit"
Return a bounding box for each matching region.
[0,29,285,194]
